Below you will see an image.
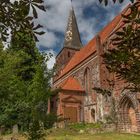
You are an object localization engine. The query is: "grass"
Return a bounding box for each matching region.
[1,123,140,140]
[47,133,140,140]
[68,122,102,130]
[1,132,140,140]
[0,134,25,140]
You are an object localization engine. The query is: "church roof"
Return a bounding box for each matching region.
[60,77,84,92]
[55,4,130,82]
[63,7,82,50]
[61,38,97,76]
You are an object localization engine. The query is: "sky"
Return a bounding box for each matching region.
[10,0,131,69]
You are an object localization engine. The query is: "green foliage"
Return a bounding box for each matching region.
[28,119,45,140]
[0,0,46,42]
[0,32,54,138]
[103,1,140,91]
[47,132,140,140]
[99,0,134,6]
[0,1,55,140]
[44,113,58,129]
[69,123,102,131]
[93,87,112,101]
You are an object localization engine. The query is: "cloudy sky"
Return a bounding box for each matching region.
[11,0,131,69]
[35,0,131,69]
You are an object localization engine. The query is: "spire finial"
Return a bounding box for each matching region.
[70,0,73,10]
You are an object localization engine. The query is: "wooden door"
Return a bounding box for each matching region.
[64,107,77,123]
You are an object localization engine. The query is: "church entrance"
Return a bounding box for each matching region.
[91,108,96,122]
[119,96,138,132]
[64,107,77,123]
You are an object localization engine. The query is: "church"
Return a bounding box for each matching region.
[48,3,140,132]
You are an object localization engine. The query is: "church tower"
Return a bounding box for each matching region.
[56,4,82,76]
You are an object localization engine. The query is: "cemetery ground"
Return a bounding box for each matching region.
[1,131,140,140]
[1,123,140,140]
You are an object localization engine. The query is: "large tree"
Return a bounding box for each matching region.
[0,31,52,128]
[101,1,140,92]
[0,0,56,139]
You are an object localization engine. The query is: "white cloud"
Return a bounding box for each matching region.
[10,0,130,50]
[36,0,129,49]
[46,50,56,69]
[10,0,19,3]
[11,0,130,51]
[37,30,59,48]
[8,0,131,68]
[73,0,129,43]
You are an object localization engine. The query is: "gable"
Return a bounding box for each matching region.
[61,77,84,92]
[62,95,82,103]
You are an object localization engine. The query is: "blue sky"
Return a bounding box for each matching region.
[11,0,131,68]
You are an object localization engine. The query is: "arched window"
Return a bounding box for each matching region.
[68,51,70,57]
[84,68,91,94]
[91,109,96,122]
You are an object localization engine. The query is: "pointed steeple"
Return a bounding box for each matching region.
[63,4,82,50]
[55,2,83,77]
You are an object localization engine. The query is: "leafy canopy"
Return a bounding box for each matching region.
[0,0,46,42]
[99,0,134,6]
[103,1,140,91]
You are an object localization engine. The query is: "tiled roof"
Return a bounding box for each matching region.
[55,5,130,82]
[60,37,97,78]
[99,4,130,43]
[61,77,84,92]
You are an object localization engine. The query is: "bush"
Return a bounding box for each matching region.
[28,119,45,140]
[44,113,57,129]
[68,122,102,131]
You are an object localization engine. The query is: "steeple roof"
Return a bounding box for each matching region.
[63,6,82,50]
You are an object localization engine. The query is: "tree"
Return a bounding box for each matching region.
[99,0,134,6]
[0,0,46,42]
[102,1,140,92]
[0,1,57,139]
[0,31,55,139]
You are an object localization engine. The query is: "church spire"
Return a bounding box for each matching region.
[63,1,82,50]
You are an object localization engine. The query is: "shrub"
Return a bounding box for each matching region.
[44,113,57,129]
[28,119,45,140]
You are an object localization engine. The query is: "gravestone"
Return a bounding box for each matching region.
[12,124,18,134]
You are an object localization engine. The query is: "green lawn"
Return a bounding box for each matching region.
[1,132,140,140]
[47,133,140,140]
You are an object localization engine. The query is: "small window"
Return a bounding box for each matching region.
[50,101,54,109]
[68,51,70,57]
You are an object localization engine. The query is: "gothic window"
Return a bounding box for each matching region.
[84,67,91,94]
[50,101,54,110]
[68,51,70,57]
[56,98,60,109]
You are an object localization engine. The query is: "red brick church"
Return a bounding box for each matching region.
[48,3,140,132]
